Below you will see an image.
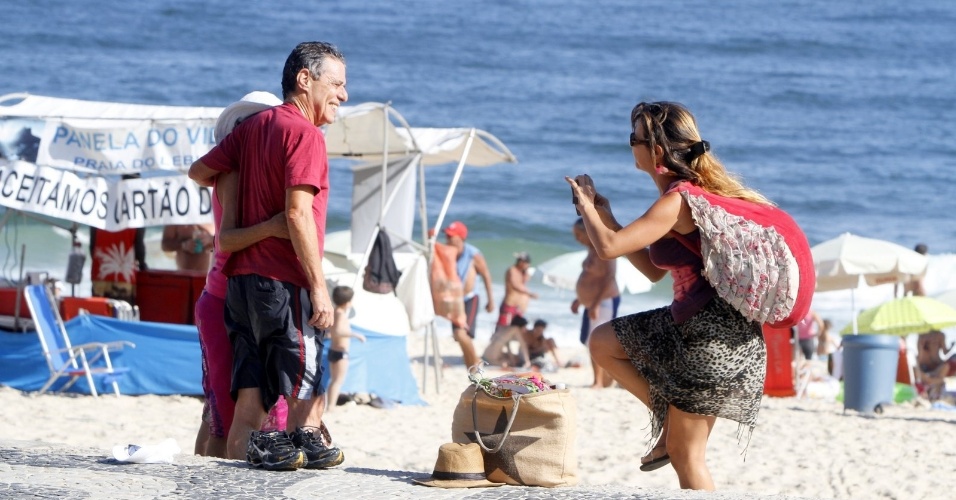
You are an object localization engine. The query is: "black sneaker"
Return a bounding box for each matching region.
[246,430,306,471]
[291,425,345,469]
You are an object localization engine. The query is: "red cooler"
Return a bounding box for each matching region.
[136,269,207,324]
[763,324,796,397]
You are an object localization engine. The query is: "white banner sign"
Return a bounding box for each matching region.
[0,160,212,230]
[24,117,217,175]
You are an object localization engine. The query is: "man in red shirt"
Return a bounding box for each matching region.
[189,41,347,471]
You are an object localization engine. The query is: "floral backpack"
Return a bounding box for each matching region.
[668,182,815,328]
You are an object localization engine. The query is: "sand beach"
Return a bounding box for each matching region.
[2,332,955,500]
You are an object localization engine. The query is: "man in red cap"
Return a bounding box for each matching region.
[443,221,494,369]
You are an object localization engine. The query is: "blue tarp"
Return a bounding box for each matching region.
[331,324,426,406]
[0,315,202,395]
[0,315,425,405]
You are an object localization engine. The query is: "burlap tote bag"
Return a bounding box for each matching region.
[451,379,579,487]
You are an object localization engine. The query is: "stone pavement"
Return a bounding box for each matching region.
[0,440,813,500]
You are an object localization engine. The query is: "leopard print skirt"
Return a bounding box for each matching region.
[611,297,766,448]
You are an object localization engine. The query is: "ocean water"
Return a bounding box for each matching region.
[2,0,956,346]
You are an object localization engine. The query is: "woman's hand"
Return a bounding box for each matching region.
[565,174,598,213]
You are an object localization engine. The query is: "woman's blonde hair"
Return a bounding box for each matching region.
[631,101,771,205]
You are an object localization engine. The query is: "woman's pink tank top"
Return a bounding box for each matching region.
[649,231,716,324]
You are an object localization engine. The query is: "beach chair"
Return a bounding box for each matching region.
[24,283,134,397]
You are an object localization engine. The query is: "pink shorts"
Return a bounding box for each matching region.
[195,291,235,439]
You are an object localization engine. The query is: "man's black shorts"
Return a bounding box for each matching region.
[225,274,326,411]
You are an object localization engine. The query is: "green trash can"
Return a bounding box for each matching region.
[842,334,899,414]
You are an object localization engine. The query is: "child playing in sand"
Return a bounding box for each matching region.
[522,319,562,372]
[325,286,366,411]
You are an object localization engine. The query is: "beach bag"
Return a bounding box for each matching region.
[669,182,815,328]
[429,242,466,327]
[451,372,579,487]
[363,230,401,294]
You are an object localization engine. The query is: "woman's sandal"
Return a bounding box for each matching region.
[639,445,670,472]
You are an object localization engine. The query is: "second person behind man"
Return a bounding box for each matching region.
[188,41,347,471]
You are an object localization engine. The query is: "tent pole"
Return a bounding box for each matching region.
[431,129,476,236]
[421,321,442,394]
[422,321,430,393]
[0,209,13,231]
[431,320,442,392]
[418,158,428,248]
[379,103,390,222]
[13,244,26,331]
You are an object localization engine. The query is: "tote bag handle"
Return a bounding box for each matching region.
[470,391,522,453]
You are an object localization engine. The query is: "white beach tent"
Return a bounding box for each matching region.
[321,102,518,391]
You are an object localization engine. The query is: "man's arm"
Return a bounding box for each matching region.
[473,252,495,312]
[287,186,332,329]
[188,160,221,187]
[506,267,538,299]
[217,171,289,252]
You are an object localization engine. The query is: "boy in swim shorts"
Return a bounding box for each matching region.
[326,286,366,411]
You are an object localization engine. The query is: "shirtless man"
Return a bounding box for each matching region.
[896,243,928,297]
[495,252,538,333]
[571,218,620,388]
[161,223,216,271]
[444,221,494,369]
[916,329,956,400]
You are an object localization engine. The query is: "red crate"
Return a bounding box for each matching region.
[136,269,207,324]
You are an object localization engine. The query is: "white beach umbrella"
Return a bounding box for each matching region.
[812,232,929,332]
[536,250,653,295]
[813,233,928,291]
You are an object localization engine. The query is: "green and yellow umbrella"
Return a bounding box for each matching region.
[841,296,956,336]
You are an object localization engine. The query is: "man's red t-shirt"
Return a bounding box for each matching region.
[199,103,329,290]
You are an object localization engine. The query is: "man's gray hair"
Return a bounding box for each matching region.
[281,41,345,99]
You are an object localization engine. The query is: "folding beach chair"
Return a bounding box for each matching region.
[24,283,135,397]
